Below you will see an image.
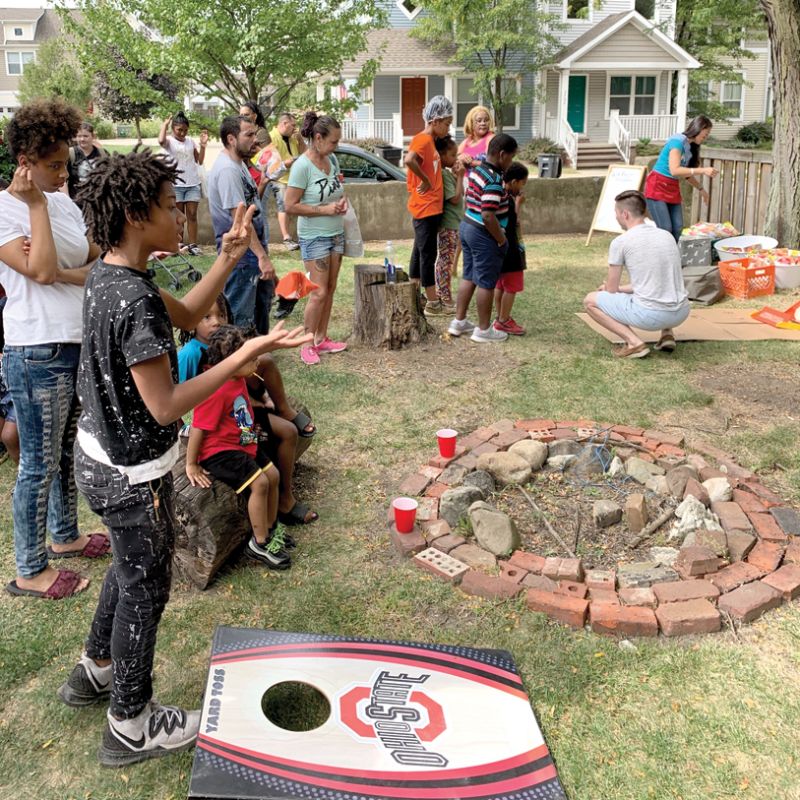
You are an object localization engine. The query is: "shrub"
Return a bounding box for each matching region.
[736,119,773,145]
[342,137,391,153]
[86,115,115,139]
[0,139,15,185]
[518,137,562,164]
[636,137,660,157]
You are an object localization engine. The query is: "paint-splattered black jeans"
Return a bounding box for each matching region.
[75,444,175,719]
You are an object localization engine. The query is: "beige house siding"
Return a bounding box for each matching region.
[574,23,682,67]
[706,49,771,139]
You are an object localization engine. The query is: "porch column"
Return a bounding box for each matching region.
[556,69,570,129]
[444,74,455,136]
[316,83,326,103]
[676,68,689,130]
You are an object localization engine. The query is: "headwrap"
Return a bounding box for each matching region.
[422,95,454,123]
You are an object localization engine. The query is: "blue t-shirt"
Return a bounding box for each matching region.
[207,151,266,249]
[653,134,692,178]
[287,153,344,240]
[178,337,208,383]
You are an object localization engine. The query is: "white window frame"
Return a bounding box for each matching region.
[605,72,660,119]
[396,0,423,20]
[6,50,35,76]
[13,27,23,37]
[563,0,593,23]
[455,75,522,132]
[719,73,745,121]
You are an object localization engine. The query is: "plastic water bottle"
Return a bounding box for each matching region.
[384,241,397,283]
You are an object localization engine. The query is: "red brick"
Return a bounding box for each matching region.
[686,453,709,471]
[761,565,800,600]
[588,588,620,604]
[709,561,763,593]
[655,599,721,636]
[643,429,685,447]
[550,428,578,440]
[615,446,637,461]
[675,546,719,577]
[465,426,497,444]
[739,481,784,508]
[413,547,469,583]
[542,556,562,580]
[528,431,556,443]
[515,418,555,431]
[624,493,648,533]
[717,457,756,482]
[691,439,733,462]
[746,512,788,543]
[636,451,655,464]
[656,443,686,458]
[641,438,661,453]
[624,434,647,445]
[398,472,431,497]
[732,488,766,514]
[424,482,449,499]
[470,441,499,457]
[585,568,616,591]
[431,533,466,553]
[389,525,426,558]
[461,570,523,600]
[557,557,584,582]
[422,519,451,540]
[499,561,529,584]
[526,589,588,628]
[784,540,800,566]
[488,418,516,434]
[590,603,658,637]
[657,453,687,471]
[556,420,581,429]
[509,550,546,574]
[747,541,785,573]
[618,587,657,608]
[653,580,720,604]
[718,581,782,622]
[725,531,757,562]
[556,580,588,599]
[522,573,557,592]
[612,424,644,436]
[606,431,627,443]
[699,466,727,482]
[683,478,710,507]
[493,428,530,450]
[711,501,753,534]
[452,453,479,471]
[428,445,466,469]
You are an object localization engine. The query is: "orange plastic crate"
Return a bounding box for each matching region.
[718,257,775,299]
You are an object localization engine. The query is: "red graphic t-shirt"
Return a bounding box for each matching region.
[191,378,258,462]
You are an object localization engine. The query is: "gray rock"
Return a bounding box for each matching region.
[462,470,495,497]
[608,456,625,477]
[469,501,520,556]
[439,463,470,487]
[617,561,680,589]
[670,495,723,541]
[508,439,548,470]
[547,439,582,457]
[439,486,484,527]
[475,451,532,486]
[666,465,699,498]
[702,477,732,503]
[547,454,577,471]
[593,499,623,528]
[648,546,680,567]
[570,445,612,478]
[769,507,800,536]
[626,456,665,484]
[645,475,671,496]
[449,543,497,571]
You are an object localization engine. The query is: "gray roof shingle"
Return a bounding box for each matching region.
[345,28,457,74]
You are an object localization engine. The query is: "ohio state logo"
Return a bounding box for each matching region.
[335,670,449,767]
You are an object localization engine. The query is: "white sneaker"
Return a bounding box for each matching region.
[99,700,200,766]
[447,318,476,336]
[470,326,508,343]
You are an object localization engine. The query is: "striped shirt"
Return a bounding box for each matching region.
[464,161,509,229]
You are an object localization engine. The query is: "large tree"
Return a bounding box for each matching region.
[17,37,92,109]
[675,0,766,122]
[759,0,800,246]
[62,0,385,119]
[412,0,561,133]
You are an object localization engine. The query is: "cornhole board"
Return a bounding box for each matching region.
[189,626,567,800]
[577,307,800,343]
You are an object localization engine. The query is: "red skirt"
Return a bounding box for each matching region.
[645,170,682,204]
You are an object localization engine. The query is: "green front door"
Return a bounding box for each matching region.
[567,75,586,134]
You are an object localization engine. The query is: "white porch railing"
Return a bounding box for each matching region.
[619,114,679,141]
[544,116,578,169]
[341,118,396,143]
[609,110,631,164]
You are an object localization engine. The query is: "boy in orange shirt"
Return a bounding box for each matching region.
[404,96,453,313]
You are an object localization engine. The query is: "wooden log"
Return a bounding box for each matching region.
[352,264,431,349]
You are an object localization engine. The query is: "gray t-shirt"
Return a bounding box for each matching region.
[207,151,265,248]
[608,223,688,311]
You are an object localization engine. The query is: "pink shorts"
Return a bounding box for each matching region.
[495,272,524,293]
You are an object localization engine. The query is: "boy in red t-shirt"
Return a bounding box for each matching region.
[186,325,291,569]
[404,96,453,312]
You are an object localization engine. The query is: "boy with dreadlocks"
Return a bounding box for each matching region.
[58,149,310,766]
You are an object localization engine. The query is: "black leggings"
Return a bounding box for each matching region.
[409,214,443,288]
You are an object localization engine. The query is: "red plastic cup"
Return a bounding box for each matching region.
[436,428,458,458]
[392,497,418,533]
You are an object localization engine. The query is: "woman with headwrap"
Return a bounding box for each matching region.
[403,95,453,316]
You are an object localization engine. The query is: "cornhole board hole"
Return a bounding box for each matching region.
[189,626,567,800]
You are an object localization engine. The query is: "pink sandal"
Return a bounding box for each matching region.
[6,569,89,599]
[47,532,110,560]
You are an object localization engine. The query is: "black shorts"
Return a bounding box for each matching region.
[200,448,274,495]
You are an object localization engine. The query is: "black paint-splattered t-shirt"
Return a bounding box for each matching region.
[77,261,178,466]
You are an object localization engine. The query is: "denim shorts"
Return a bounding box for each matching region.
[596,292,690,330]
[299,233,345,262]
[460,220,507,290]
[175,184,202,203]
[266,182,286,213]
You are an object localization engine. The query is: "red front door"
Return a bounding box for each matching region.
[401,78,426,137]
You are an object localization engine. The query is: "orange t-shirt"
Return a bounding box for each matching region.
[406,132,443,219]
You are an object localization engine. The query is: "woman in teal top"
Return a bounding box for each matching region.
[285,112,348,365]
[644,115,718,241]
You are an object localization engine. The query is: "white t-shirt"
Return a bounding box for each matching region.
[0,190,89,346]
[163,136,200,187]
[608,223,688,311]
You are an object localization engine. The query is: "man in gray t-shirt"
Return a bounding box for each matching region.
[583,190,690,359]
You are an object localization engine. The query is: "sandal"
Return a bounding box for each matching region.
[278,502,319,526]
[654,334,677,353]
[290,411,316,438]
[47,532,110,560]
[6,569,89,600]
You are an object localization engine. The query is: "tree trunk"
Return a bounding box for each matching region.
[352,264,431,349]
[134,115,142,144]
[760,0,800,247]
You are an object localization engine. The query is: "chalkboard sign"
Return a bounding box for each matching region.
[586,164,647,245]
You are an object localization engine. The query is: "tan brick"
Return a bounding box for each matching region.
[675,546,719,577]
[557,557,584,582]
[761,565,800,601]
[711,501,753,534]
[413,547,469,583]
[398,472,431,497]
[542,556,562,580]
[653,580,720,604]
[619,587,658,608]
[588,588,620,604]
[624,493,648,533]
[585,568,616,591]
[492,429,530,450]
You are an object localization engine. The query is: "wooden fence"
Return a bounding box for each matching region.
[689,148,773,235]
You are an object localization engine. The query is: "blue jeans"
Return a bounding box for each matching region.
[646,199,683,242]
[2,343,81,578]
[224,250,275,334]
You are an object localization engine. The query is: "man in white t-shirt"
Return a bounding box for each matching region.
[583,190,690,359]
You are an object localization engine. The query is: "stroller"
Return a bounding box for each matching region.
[148,247,203,291]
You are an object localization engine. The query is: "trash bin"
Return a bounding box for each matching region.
[116,124,133,138]
[375,145,402,166]
[537,153,562,179]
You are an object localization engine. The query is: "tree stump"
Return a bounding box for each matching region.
[352,264,431,349]
[171,398,312,589]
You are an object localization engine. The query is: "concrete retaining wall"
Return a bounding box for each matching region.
[196,177,606,246]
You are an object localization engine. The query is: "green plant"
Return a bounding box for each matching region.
[518,137,562,164]
[342,137,391,153]
[635,137,659,157]
[736,119,773,144]
[86,115,115,139]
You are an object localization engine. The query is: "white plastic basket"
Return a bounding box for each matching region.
[775,263,800,289]
[715,235,779,262]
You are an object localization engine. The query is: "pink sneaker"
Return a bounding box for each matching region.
[300,345,320,365]
[315,337,348,354]
[494,317,526,336]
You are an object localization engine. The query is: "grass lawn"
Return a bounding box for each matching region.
[1,235,799,800]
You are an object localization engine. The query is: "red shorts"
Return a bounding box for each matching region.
[495,271,524,293]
